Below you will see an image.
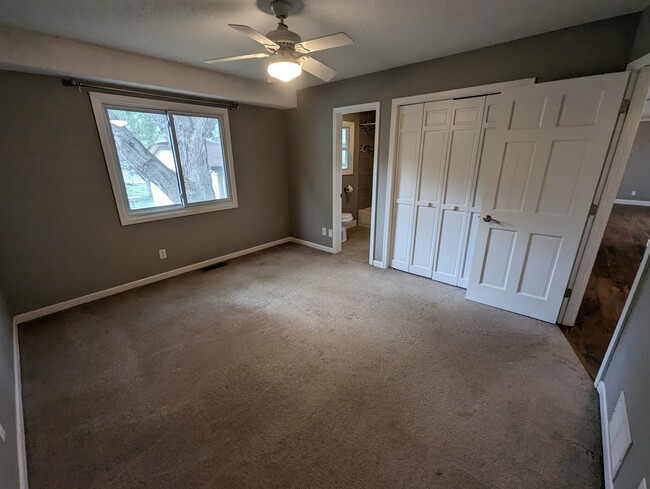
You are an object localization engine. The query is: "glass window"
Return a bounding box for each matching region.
[341,121,354,176]
[91,93,238,225]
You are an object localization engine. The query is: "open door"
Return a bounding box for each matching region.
[466,72,629,323]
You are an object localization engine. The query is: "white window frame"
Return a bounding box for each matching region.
[341,121,355,176]
[90,92,238,226]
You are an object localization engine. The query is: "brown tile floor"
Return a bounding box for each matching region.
[562,204,650,379]
[341,225,371,261]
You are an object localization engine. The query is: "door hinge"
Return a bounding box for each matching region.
[619,99,631,114]
[564,287,573,298]
[589,203,599,216]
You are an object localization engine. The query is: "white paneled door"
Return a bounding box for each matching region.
[466,72,629,322]
[390,104,424,271]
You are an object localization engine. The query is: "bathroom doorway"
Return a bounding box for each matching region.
[332,103,380,264]
[562,119,650,378]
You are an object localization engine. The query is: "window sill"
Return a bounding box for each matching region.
[118,200,238,226]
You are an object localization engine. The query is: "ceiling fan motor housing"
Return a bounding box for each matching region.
[266,23,302,51]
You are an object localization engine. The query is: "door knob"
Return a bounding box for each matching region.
[482,214,501,224]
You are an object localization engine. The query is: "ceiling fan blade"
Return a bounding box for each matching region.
[204,52,270,64]
[300,56,337,82]
[228,24,280,51]
[294,32,354,54]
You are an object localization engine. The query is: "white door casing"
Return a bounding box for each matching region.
[466,72,629,323]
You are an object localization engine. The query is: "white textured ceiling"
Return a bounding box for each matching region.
[0,0,648,89]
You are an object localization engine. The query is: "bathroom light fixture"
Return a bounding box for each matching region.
[267,54,302,82]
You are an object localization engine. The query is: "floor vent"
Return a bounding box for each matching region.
[202,262,227,272]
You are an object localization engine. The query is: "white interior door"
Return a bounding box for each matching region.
[408,100,452,277]
[431,97,485,285]
[466,72,629,322]
[390,104,423,271]
[458,94,502,288]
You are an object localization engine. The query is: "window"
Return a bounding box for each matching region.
[341,121,355,175]
[90,92,238,225]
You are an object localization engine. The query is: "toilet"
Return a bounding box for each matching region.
[341,212,353,242]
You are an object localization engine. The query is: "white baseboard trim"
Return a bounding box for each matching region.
[13,319,28,489]
[14,237,292,325]
[613,198,650,207]
[597,381,614,489]
[289,237,335,254]
[372,260,387,269]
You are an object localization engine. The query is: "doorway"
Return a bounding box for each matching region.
[562,119,650,378]
[332,103,380,264]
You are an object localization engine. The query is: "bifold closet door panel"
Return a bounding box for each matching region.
[458,95,502,288]
[432,97,485,285]
[390,104,424,271]
[409,100,453,277]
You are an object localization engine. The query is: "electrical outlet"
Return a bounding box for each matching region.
[328,229,333,237]
[322,227,327,236]
[631,190,637,196]
[0,421,5,443]
[158,249,167,260]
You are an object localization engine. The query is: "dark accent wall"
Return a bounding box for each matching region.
[287,14,639,261]
[630,5,650,61]
[0,70,291,314]
[357,111,375,212]
[617,121,650,201]
[0,290,18,489]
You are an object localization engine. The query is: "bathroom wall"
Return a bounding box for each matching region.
[617,121,650,202]
[342,113,360,220]
[357,111,376,213]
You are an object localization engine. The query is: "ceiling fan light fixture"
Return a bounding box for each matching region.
[267,54,302,82]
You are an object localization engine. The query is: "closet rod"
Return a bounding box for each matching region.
[62,78,239,110]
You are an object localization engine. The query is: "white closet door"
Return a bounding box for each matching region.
[458,94,502,288]
[466,72,628,322]
[390,104,424,271]
[431,97,485,285]
[408,100,453,277]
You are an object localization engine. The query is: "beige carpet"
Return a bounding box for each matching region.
[19,243,603,488]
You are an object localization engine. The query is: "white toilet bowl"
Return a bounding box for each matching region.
[341,212,353,242]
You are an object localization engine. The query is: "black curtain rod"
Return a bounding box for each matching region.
[62,78,239,110]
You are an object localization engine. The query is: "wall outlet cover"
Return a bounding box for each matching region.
[0,421,5,443]
[322,227,327,236]
[609,391,632,477]
[631,190,637,196]
[328,229,333,237]
[158,249,167,259]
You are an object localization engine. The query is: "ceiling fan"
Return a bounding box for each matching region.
[204,0,354,83]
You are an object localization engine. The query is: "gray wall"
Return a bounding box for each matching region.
[617,121,650,201]
[287,14,638,260]
[601,246,650,489]
[630,5,650,61]
[0,70,291,314]
[0,291,19,489]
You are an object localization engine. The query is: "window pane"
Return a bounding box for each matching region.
[107,109,182,210]
[342,127,348,147]
[172,114,228,203]
[342,150,348,170]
